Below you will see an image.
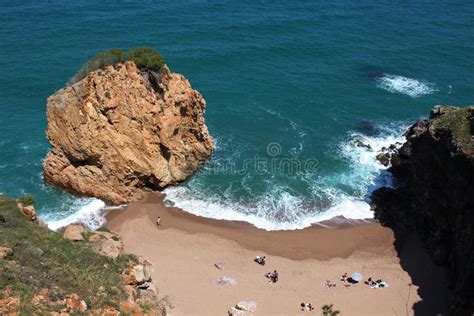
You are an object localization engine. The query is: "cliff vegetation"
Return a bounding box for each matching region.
[70,47,165,84]
[0,195,162,314]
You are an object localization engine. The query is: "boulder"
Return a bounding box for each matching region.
[164,199,175,207]
[353,138,372,149]
[131,261,153,284]
[119,300,141,314]
[228,299,256,315]
[65,293,87,312]
[88,231,123,259]
[376,152,391,167]
[122,260,154,286]
[0,297,20,314]
[63,224,85,241]
[32,294,48,306]
[0,246,13,259]
[43,61,213,205]
[236,300,257,313]
[21,205,37,221]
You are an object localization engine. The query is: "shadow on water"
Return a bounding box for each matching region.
[354,119,381,136]
[392,232,450,315]
[357,64,388,82]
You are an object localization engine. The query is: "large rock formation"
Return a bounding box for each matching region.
[43,61,213,204]
[372,105,474,315]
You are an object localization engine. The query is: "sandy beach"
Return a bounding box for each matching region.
[106,193,448,315]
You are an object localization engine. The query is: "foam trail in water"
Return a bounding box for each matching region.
[376,73,436,97]
[44,199,113,231]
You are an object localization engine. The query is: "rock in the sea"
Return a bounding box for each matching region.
[163,199,175,207]
[217,276,236,287]
[0,246,13,259]
[63,224,86,241]
[376,152,391,167]
[228,299,257,315]
[353,138,372,149]
[43,61,213,205]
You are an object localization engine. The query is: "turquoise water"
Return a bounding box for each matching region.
[1,1,473,229]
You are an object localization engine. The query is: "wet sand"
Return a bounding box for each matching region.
[106,193,448,315]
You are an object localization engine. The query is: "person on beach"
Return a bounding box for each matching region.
[300,302,314,311]
[325,280,336,288]
[265,270,279,283]
[271,270,279,283]
[156,216,161,226]
[340,272,348,282]
[254,255,266,266]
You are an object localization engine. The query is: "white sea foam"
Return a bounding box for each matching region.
[376,74,436,97]
[164,186,375,230]
[44,199,119,231]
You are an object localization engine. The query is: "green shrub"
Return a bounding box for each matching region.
[69,47,165,84]
[18,195,35,206]
[126,47,164,73]
[70,48,126,84]
[322,304,340,316]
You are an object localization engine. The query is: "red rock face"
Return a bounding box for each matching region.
[43,61,213,204]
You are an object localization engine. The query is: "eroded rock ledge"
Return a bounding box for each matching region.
[43,61,213,204]
[371,105,474,315]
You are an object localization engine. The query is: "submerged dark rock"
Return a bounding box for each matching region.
[371,105,474,315]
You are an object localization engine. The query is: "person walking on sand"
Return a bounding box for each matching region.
[156,216,161,226]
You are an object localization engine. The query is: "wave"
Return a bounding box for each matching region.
[376,73,436,97]
[42,199,120,231]
[164,186,374,230]
[164,122,407,230]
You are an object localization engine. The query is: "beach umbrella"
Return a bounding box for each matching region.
[351,273,363,282]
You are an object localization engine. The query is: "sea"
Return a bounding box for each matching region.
[0,0,473,230]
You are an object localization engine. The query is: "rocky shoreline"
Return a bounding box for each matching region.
[371,105,474,315]
[0,195,165,315]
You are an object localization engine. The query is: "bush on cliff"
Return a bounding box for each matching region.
[69,47,165,84]
[18,194,35,206]
[0,195,137,313]
[127,47,165,73]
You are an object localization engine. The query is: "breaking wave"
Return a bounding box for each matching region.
[164,123,407,231]
[42,199,121,231]
[376,74,436,97]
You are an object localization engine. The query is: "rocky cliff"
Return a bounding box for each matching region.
[43,61,213,204]
[372,105,474,315]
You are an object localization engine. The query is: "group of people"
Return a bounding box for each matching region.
[265,270,279,283]
[365,277,388,288]
[300,302,314,311]
[254,255,266,266]
[254,255,279,283]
